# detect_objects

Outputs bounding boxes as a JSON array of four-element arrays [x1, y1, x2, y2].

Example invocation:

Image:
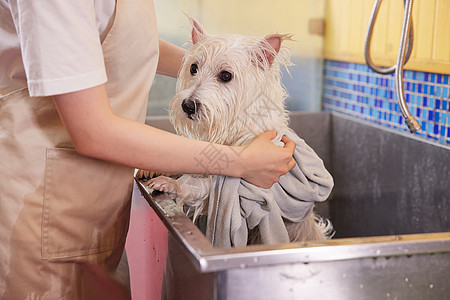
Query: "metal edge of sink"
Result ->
[[135, 179, 450, 274], [140, 111, 450, 299]]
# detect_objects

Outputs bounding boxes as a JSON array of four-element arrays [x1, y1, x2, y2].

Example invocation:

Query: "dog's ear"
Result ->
[[258, 33, 293, 68], [192, 19, 206, 44], [184, 12, 206, 44]]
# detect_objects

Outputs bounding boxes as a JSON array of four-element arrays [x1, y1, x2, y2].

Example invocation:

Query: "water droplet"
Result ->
[[376, 249, 381, 255], [429, 284, 434, 289], [386, 292, 390, 297], [360, 284, 364, 289], [253, 257, 259, 263], [405, 277, 409, 282]]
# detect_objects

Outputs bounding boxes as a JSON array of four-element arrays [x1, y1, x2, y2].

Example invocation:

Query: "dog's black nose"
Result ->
[[182, 99, 197, 116]]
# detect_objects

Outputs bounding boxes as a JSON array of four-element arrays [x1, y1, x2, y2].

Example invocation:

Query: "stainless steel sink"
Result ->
[[136, 111, 450, 300]]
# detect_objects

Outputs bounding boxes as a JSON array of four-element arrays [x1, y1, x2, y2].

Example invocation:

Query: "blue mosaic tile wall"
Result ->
[[323, 60, 450, 145]]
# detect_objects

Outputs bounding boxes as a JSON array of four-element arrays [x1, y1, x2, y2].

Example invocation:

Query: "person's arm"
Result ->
[[156, 39, 185, 77], [53, 84, 296, 188]]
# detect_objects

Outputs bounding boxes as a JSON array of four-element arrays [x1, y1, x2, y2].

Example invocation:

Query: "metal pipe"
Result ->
[[365, 0, 414, 75], [364, 0, 421, 133], [394, 0, 421, 132]]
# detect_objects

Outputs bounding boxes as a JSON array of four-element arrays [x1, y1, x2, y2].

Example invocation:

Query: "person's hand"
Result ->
[[238, 131, 296, 188]]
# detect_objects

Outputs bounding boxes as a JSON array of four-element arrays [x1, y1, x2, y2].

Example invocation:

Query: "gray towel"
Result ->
[[205, 129, 334, 247]]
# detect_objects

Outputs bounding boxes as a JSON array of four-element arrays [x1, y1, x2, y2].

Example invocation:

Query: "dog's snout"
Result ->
[[182, 99, 197, 117]]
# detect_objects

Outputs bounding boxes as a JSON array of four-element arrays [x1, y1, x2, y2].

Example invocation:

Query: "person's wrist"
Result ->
[[221, 145, 244, 178]]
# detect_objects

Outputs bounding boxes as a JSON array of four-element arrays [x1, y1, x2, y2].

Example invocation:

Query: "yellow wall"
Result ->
[[155, 0, 325, 58], [324, 0, 450, 74]]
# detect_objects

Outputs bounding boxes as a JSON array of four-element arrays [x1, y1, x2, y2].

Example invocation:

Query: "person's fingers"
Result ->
[[288, 158, 296, 171], [261, 130, 277, 140], [281, 136, 296, 154], [239, 132, 298, 188]]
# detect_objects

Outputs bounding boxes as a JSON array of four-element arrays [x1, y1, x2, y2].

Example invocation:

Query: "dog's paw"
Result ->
[[146, 176, 179, 194]]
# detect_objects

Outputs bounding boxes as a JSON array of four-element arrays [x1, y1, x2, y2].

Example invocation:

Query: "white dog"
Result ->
[[145, 16, 334, 246]]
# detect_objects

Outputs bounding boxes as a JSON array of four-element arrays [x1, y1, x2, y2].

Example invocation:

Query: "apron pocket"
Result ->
[[42, 148, 133, 260]]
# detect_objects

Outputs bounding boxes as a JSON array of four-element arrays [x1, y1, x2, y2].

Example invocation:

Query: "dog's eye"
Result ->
[[219, 71, 232, 83], [190, 64, 198, 75]]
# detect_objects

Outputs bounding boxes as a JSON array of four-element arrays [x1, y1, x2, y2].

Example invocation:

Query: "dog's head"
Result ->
[[169, 15, 292, 145]]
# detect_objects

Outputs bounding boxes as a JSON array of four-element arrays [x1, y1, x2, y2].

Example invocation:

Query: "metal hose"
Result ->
[[364, 0, 421, 133]]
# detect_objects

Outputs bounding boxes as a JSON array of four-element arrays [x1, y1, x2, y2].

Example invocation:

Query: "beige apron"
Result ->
[[0, 0, 159, 298]]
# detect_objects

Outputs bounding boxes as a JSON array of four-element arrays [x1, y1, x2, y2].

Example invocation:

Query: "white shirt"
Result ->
[[0, 0, 115, 97]]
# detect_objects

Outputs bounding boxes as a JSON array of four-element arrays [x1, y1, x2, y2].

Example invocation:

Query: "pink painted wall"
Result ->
[[126, 185, 168, 300]]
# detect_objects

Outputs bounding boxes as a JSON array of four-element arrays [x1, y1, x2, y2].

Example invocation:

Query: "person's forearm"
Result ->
[[81, 113, 244, 177], [53, 84, 239, 176], [80, 115, 296, 187], [156, 39, 186, 78], [53, 85, 296, 188]]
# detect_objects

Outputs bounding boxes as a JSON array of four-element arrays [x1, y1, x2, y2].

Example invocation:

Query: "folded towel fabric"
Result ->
[[205, 129, 334, 247]]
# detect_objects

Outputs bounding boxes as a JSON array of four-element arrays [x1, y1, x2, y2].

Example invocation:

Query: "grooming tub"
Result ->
[[136, 112, 449, 300]]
